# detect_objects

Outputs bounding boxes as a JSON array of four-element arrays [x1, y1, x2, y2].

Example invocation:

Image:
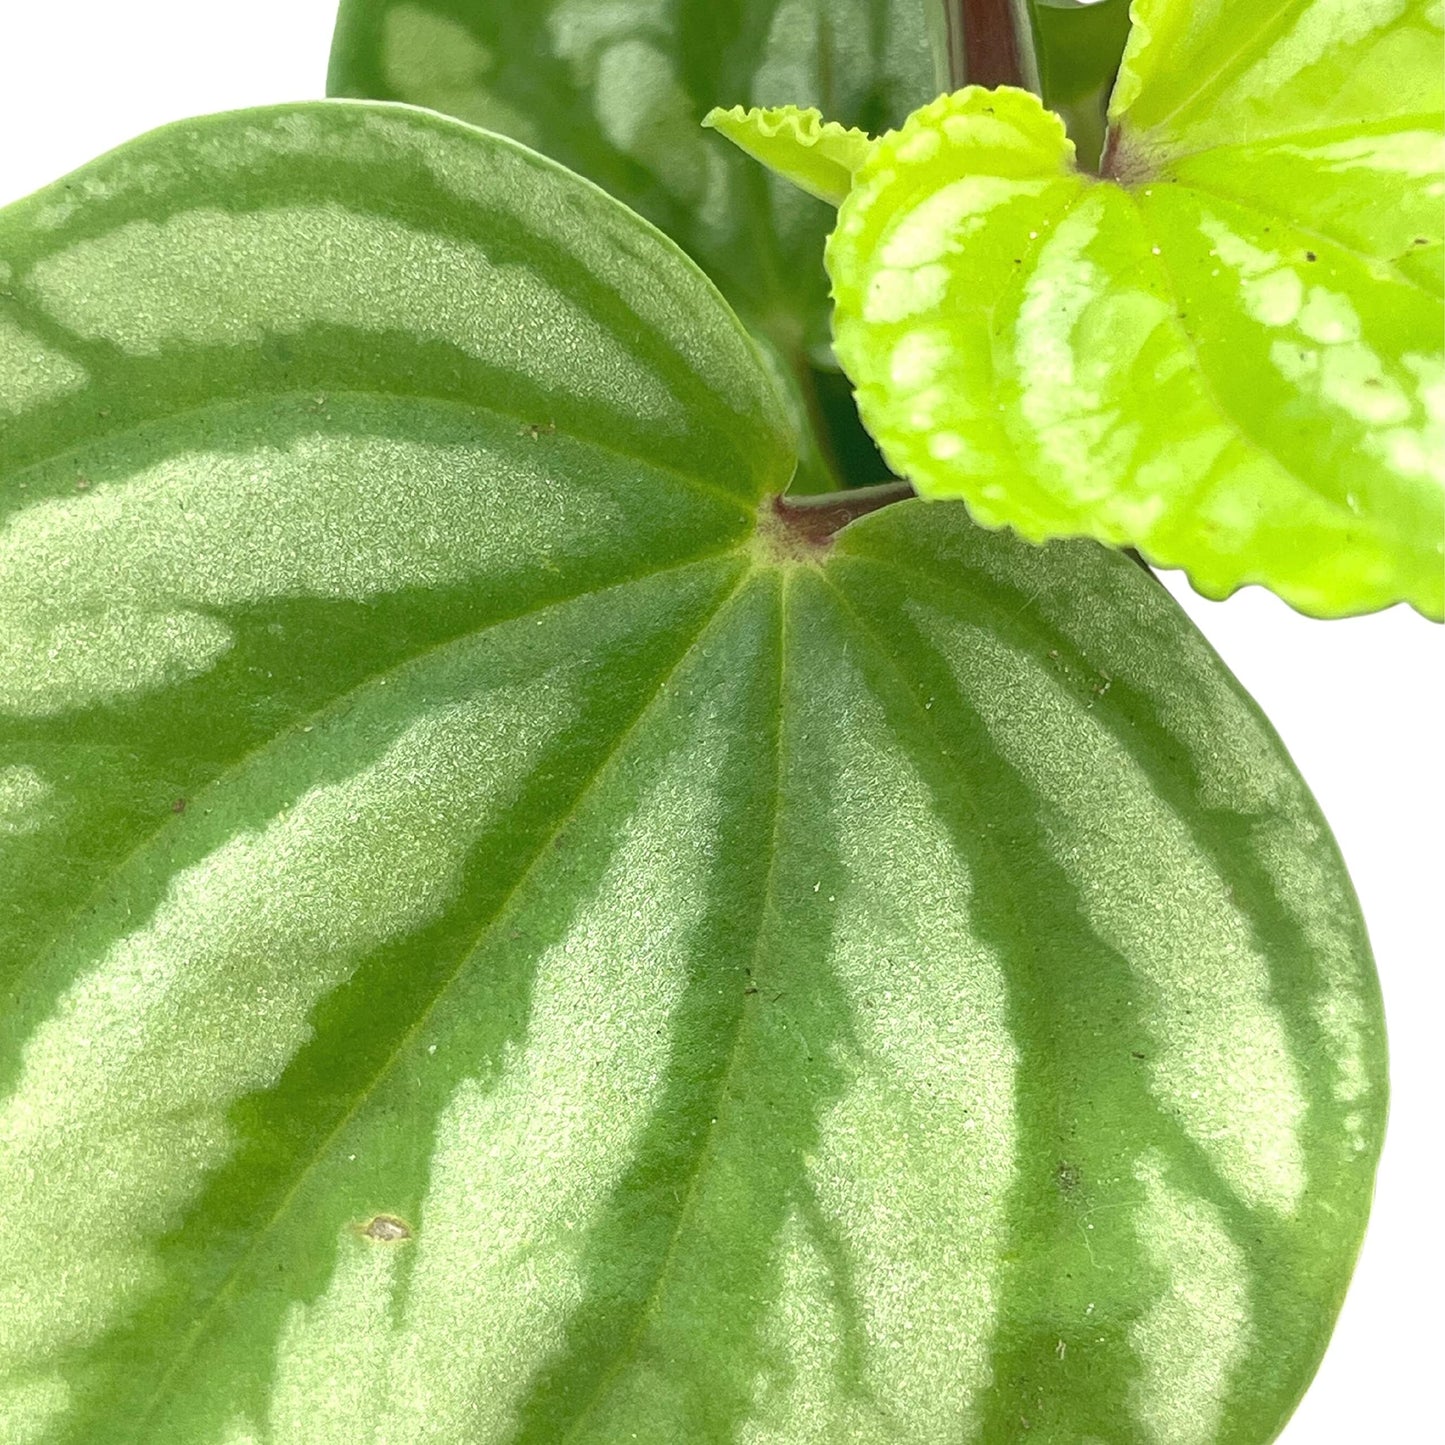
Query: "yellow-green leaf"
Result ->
[[724, 1, 1445, 618], [702, 105, 872, 207]]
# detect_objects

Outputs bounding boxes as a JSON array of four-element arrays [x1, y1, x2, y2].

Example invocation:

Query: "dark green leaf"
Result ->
[[1032, 0, 1133, 105], [1031, 0, 1134, 166], [326, 0, 937, 491], [0, 101, 1385, 1443]]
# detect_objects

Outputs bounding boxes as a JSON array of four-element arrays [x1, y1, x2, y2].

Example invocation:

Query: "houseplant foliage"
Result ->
[[0, 0, 1431, 1441], [329, 0, 939, 495], [708, 0, 1445, 618], [332, 0, 1445, 619]]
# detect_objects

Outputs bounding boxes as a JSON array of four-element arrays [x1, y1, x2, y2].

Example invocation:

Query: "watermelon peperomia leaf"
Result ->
[[325, 0, 936, 493], [710, 0, 1445, 619], [0, 100, 1386, 1442]]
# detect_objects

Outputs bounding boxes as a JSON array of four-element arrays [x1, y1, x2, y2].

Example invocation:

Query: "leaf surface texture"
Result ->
[[0, 102, 1386, 1444], [326, 0, 938, 492]]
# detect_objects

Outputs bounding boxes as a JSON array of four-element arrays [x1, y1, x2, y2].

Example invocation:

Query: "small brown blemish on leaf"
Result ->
[[360, 1214, 412, 1243], [1304, 250, 1317, 262], [171, 797, 187, 814]]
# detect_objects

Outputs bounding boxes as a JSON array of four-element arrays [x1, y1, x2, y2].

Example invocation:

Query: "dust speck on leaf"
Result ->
[[359, 1214, 412, 1243]]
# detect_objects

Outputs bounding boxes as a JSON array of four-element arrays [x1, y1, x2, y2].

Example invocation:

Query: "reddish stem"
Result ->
[[769, 482, 915, 551], [944, 0, 1039, 92]]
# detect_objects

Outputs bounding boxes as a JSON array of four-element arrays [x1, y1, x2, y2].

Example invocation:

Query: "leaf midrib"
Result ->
[[1141, 109, 1445, 175], [986, 180, 1372, 545], [552, 568, 791, 1443], [6, 548, 745, 1077], [547, 557, 1106, 1439], [0, 382, 763, 521], [815, 553, 1306, 1427], [1158, 169, 1445, 299], [1121, 0, 1315, 142], [1127, 183, 1417, 537]]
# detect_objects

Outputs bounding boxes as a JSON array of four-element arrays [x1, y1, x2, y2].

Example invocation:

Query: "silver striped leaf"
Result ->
[[0, 102, 1384, 1444], [326, 0, 939, 494]]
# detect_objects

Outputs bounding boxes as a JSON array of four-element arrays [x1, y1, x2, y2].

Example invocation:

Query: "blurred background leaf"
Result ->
[[1030, 0, 1132, 168]]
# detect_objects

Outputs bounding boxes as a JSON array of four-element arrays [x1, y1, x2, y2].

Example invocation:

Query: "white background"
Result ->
[[1, 3, 1440, 1440]]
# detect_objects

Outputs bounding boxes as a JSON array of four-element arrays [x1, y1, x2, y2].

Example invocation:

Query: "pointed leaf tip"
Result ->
[[702, 104, 873, 207]]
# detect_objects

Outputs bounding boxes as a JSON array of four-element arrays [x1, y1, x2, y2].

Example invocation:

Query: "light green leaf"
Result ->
[[702, 105, 872, 207], [1107, 0, 1442, 166], [0, 101, 1385, 1443], [326, 0, 937, 492], [767, 0, 1445, 618]]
